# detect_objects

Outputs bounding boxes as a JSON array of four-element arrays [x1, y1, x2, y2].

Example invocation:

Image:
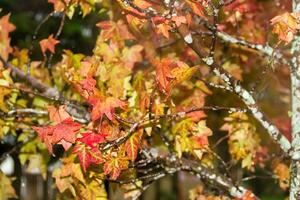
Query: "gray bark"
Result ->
[[290, 1, 300, 199]]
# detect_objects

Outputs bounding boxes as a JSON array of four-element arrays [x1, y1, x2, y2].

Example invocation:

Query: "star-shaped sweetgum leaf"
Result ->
[[125, 131, 142, 162], [33, 118, 82, 154], [87, 95, 126, 121], [76, 131, 107, 148], [103, 156, 129, 180], [39, 34, 60, 54], [73, 143, 104, 171]]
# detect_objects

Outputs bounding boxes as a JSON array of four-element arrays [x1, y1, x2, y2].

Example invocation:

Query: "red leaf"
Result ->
[[33, 118, 82, 153], [192, 135, 209, 147], [32, 126, 54, 153], [96, 21, 113, 30], [39, 34, 60, 54], [51, 118, 82, 143], [76, 131, 107, 148], [81, 76, 97, 93], [73, 143, 104, 171], [88, 96, 126, 121]]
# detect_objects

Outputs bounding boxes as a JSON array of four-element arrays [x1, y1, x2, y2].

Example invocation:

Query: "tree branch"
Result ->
[[0, 55, 90, 123], [216, 31, 288, 65], [177, 24, 292, 155], [137, 149, 259, 199]]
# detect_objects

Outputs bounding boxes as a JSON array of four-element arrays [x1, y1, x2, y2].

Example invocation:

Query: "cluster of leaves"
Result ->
[[0, 0, 296, 199], [271, 12, 300, 44], [49, 0, 102, 18], [220, 113, 264, 170]]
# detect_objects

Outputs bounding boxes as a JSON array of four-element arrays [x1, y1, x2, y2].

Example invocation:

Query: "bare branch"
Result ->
[[7, 108, 48, 116]]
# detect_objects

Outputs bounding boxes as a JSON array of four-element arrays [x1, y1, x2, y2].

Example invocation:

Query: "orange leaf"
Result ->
[[88, 95, 126, 121], [156, 23, 172, 38], [48, 0, 66, 12], [155, 58, 174, 95], [48, 105, 71, 124], [234, 191, 256, 200], [271, 12, 300, 44], [125, 131, 142, 161], [0, 14, 15, 61], [103, 156, 129, 180], [39, 34, 60, 54]]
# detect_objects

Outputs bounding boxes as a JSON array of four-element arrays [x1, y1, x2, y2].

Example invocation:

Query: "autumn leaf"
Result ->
[[234, 190, 256, 200], [170, 61, 198, 86], [156, 23, 172, 38], [191, 121, 212, 153], [271, 12, 300, 44], [50, 118, 82, 144], [174, 134, 189, 158], [73, 143, 104, 171], [121, 45, 144, 70], [224, 0, 257, 14], [171, 16, 187, 27], [96, 20, 134, 41], [0, 172, 17, 199], [39, 34, 60, 54], [0, 86, 11, 112], [76, 131, 106, 148], [0, 14, 15, 62], [184, 0, 206, 18], [133, 0, 152, 9], [125, 131, 142, 161], [81, 76, 97, 93], [220, 113, 261, 170], [48, 0, 66, 12], [33, 118, 82, 153], [52, 162, 85, 195], [273, 162, 290, 190], [103, 155, 129, 180], [156, 59, 197, 95], [172, 119, 211, 159], [48, 105, 71, 124], [77, 177, 108, 200], [88, 95, 126, 121], [155, 58, 174, 95], [0, 14, 16, 37], [32, 126, 55, 153]]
